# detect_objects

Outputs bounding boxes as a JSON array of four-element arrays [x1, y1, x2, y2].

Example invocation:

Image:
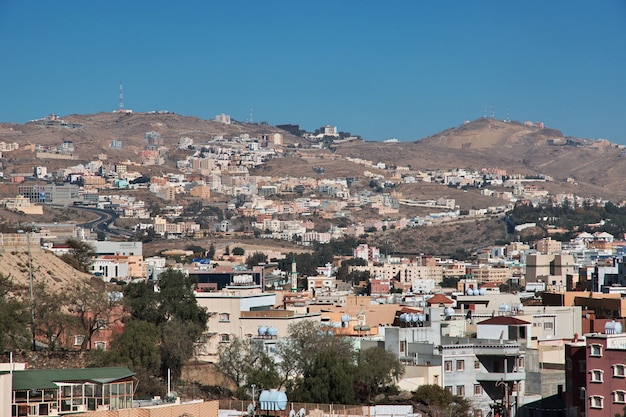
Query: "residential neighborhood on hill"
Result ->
[[1, 112, 626, 417]]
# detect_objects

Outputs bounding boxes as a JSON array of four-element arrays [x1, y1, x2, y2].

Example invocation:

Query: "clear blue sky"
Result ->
[[1, 1, 624, 143]]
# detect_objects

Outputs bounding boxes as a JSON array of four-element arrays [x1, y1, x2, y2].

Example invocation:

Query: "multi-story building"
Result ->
[[469, 264, 512, 284], [566, 327, 626, 417], [18, 184, 81, 205], [536, 237, 562, 254], [194, 285, 321, 362]]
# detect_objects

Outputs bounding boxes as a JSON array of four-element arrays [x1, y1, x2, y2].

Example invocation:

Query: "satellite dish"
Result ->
[[290, 410, 296, 417], [299, 408, 306, 417]]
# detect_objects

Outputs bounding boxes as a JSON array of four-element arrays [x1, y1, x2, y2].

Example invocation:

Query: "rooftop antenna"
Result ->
[[490, 104, 495, 119], [119, 81, 124, 111], [506, 107, 510, 122], [249, 105, 253, 123]]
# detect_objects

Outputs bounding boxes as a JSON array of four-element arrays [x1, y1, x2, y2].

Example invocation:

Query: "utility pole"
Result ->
[[28, 231, 35, 351]]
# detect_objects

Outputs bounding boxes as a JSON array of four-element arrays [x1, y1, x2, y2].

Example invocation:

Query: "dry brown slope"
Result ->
[[0, 249, 94, 290]]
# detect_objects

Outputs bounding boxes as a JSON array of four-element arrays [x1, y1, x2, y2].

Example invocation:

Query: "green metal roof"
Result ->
[[12, 367, 135, 391]]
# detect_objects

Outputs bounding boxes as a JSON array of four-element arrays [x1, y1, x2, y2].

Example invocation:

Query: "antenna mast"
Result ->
[[119, 81, 124, 111]]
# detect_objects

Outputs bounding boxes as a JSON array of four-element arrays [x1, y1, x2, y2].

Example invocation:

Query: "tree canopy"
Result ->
[[217, 321, 403, 404]]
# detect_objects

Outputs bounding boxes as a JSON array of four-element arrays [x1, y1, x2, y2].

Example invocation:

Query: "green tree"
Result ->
[[0, 274, 29, 351], [232, 247, 245, 256], [246, 252, 268, 269], [276, 321, 354, 389], [108, 319, 161, 374], [207, 243, 216, 259], [217, 337, 280, 391], [122, 269, 209, 380], [413, 384, 471, 417], [160, 318, 205, 380], [60, 239, 96, 272], [355, 347, 404, 402], [185, 245, 207, 257], [291, 351, 355, 404]]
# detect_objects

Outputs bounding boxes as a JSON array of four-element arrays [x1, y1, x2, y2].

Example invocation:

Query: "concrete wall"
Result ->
[[75, 400, 219, 417]]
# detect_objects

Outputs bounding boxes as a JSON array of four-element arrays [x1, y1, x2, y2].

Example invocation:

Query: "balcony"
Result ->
[[476, 371, 525, 382]]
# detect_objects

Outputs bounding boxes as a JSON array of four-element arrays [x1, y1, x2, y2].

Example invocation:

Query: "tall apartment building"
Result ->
[[566, 328, 626, 417]]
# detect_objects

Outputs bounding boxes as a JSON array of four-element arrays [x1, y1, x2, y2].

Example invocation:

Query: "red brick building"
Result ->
[[566, 328, 626, 417]]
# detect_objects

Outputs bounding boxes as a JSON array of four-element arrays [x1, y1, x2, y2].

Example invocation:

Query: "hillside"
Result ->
[[0, 112, 301, 173], [0, 248, 94, 290], [335, 119, 626, 199]]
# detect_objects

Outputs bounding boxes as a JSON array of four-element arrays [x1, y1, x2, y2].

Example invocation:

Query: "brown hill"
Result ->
[[0, 112, 300, 173], [1, 248, 93, 290], [335, 119, 626, 199], [2, 113, 624, 200]]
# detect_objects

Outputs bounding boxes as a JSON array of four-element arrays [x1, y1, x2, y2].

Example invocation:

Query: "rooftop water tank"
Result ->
[[266, 327, 278, 336], [605, 320, 623, 335], [479, 288, 487, 296], [258, 389, 288, 411], [341, 314, 350, 323], [258, 326, 268, 336], [466, 288, 475, 296], [499, 303, 510, 312], [445, 307, 455, 317], [400, 313, 408, 322]]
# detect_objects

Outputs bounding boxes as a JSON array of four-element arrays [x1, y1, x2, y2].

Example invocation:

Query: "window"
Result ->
[[456, 360, 465, 371], [613, 364, 626, 377], [590, 344, 603, 357], [94, 341, 107, 351], [219, 333, 230, 343], [456, 385, 465, 396], [95, 318, 107, 330], [590, 396, 603, 409], [517, 357, 524, 369], [543, 322, 553, 330], [613, 390, 626, 404], [474, 384, 483, 396], [614, 391, 626, 404], [474, 360, 480, 369], [219, 313, 230, 322], [74, 335, 85, 346], [445, 386, 452, 393], [445, 360, 453, 372], [590, 369, 603, 383]]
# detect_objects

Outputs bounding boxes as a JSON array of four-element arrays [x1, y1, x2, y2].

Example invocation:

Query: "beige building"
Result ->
[[525, 253, 575, 290], [2, 195, 43, 214], [194, 286, 320, 362], [351, 261, 443, 284], [190, 185, 211, 200], [536, 237, 562, 254], [468, 265, 511, 283]]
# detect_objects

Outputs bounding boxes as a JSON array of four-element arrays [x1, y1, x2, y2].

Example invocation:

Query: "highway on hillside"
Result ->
[[74, 206, 134, 238]]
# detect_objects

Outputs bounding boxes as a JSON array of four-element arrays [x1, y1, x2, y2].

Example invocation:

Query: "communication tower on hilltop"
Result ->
[[249, 106, 254, 123], [119, 81, 124, 111]]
